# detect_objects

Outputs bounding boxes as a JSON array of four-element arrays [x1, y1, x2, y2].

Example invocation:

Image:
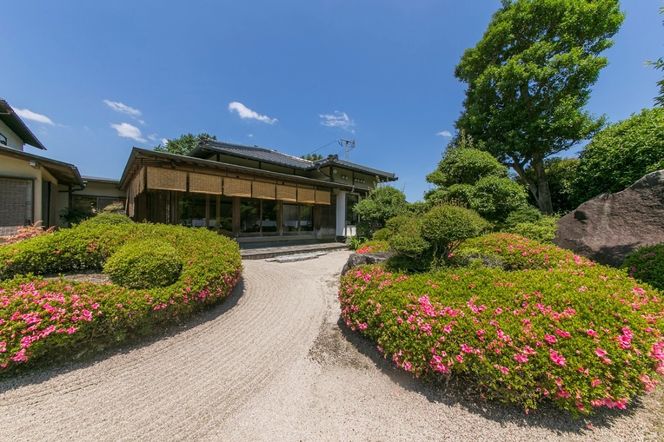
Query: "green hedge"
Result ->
[[624, 244, 664, 291], [0, 218, 241, 374], [340, 234, 664, 415]]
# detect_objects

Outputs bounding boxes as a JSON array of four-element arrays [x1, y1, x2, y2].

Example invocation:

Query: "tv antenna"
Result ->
[[339, 139, 356, 159]]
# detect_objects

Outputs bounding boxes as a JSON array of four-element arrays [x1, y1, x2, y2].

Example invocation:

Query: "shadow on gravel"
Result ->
[[0, 278, 246, 394], [336, 317, 642, 436]]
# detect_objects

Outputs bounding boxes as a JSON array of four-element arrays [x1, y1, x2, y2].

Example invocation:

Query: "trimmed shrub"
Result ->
[[80, 213, 134, 227], [503, 206, 543, 227], [340, 237, 664, 415], [0, 217, 241, 374], [104, 240, 182, 289], [353, 186, 409, 238], [470, 176, 528, 223], [372, 228, 391, 241], [420, 205, 489, 262], [505, 216, 558, 244], [455, 233, 588, 271], [426, 147, 507, 187], [623, 244, 664, 291]]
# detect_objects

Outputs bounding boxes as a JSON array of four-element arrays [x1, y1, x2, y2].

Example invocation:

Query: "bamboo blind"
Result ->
[[223, 177, 252, 197], [146, 167, 187, 192], [189, 173, 222, 195], [297, 187, 316, 204], [315, 190, 331, 205], [276, 184, 297, 202], [252, 181, 276, 200]]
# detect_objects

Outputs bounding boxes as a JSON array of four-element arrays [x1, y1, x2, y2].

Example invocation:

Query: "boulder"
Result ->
[[554, 170, 664, 266], [341, 252, 393, 275]]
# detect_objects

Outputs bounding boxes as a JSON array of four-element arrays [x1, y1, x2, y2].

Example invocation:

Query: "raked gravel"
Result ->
[[0, 250, 662, 441]]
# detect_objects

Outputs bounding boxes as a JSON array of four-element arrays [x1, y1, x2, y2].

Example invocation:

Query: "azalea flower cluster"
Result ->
[[340, 235, 664, 415], [355, 240, 390, 255], [0, 217, 242, 374], [0, 222, 55, 246]]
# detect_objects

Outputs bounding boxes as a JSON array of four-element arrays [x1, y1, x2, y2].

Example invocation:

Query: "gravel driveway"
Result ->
[[0, 250, 661, 441]]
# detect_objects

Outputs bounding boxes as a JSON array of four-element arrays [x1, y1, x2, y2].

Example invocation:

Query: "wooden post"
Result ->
[[216, 195, 221, 231], [232, 197, 241, 236], [277, 201, 283, 236], [205, 194, 210, 228]]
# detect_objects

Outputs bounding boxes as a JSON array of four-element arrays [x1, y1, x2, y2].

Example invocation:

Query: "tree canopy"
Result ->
[[573, 107, 664, 202], [154, 133, 216, 156], [353, 186, 408, 238], [454, 0, 623, 213], [301, 153, 324, 161]]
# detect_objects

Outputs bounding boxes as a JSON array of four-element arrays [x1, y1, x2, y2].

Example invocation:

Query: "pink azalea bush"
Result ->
[[0, 222, 55, 245], [356, 240, 390, 255], [339, 234, 664, 415], [0, 215, 241, 374]]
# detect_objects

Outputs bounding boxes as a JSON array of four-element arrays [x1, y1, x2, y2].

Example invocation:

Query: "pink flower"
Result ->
[[358, 322, 368, 331], [460, 343, 474, 354], [443, 324, 453, 334], [595, 348, 607, 358], [11, 349, 28, 363], [554, 329, 571, 339], [455, 354, 464, 364], [586, 329, 598, 337], [591, 378, 602, 387], [544, 334, 557, 345], [495, 364, 510, 375], [632, 287, 646, 296], [402, 361, 413, 372], [0, 341, 6, 353], [514, 353, 529, 364], [549, 349, 566, 366]]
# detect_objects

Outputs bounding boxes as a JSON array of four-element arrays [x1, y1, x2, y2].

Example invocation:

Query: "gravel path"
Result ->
[[0, 250, 661, 441]]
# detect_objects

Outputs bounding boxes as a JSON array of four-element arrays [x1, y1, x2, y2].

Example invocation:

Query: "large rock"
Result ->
[[341, 252, 393, 275], [554, 170, 664, 266]]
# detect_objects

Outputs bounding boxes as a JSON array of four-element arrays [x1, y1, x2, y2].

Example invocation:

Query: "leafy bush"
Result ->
[[372, 228, 391, 241], [425, 147, 527, 223], [355, 240, 390, 255], [340, 237, 664, 415], [353, 186, 408, 238], [0, 218, 241, 374], [520, 158, 580, 213], [80, 213, 135, 227], [426, 147, 507, 187], [0, 223, 55, 245], [505, 216, 558, 243], [420, 205, 489, 263], [470, 176, 528, 223], [455, 233, 588, 271], [574, 108, 664, 203], [623, 244, 664, 291], [503, 206, 543, 227], [104, 240, 182, 289]]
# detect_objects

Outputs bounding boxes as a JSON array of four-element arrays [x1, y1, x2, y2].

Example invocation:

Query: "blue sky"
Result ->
[[2, 1, 662, 201]]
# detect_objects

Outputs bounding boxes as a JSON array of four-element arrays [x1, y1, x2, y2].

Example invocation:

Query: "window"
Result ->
[[282, 203, 314, 234], [261, 200, 278, 233], [240, 199, 261, 233], [346, 194, 359, 225], [0, 177, 33, 235], [178, 194, 207, 227]]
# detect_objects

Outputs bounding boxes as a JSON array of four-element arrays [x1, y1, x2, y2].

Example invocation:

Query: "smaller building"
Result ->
[[0, 99, 124, 235], [119, 140, 396, 243]]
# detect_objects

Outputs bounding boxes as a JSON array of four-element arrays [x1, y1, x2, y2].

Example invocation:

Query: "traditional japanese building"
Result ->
[[119, 140, 396, 244]]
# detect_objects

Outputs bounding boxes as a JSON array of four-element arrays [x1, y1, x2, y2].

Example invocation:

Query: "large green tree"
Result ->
[[454, 0, 623, 213], [651, 7, 664, 107], [154, 133, 216, 156]]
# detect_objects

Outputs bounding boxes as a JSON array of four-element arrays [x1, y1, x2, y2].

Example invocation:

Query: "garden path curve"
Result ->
[[0, 250, 661, 441]]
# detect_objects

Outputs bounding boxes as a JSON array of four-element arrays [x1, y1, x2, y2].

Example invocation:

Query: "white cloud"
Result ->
[[110, 122, 146, 142], [147, 133, 159, 142], [319, 111, 355, 132], [14, 108, 54, 125], [436, 130, 452, 137], [103, 99, 142, 119], [228, 101, 277, 124], [160, 138, 168, 146]]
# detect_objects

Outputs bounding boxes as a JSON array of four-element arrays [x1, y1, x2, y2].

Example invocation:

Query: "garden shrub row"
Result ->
[[339, 233, 664, 415], [0, 214, 242, 374]]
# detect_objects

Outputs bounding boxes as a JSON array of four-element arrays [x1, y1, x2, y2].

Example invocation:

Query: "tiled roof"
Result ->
[[192, 140, 396, 180], [192, 141, 315, 169], [0, 99, 47, 150]]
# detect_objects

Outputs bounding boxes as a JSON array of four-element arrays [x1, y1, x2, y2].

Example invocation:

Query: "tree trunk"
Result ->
[[532, 158, 554, 214]]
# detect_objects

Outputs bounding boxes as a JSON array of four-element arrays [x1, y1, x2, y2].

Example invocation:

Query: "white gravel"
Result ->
[[0, 250, 661, 441]]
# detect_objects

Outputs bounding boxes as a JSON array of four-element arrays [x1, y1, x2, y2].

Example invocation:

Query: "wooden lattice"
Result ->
[[276, 184, 297, 202], [315, 190, 331, 205], [146, 167, 187, 192], [189, 173, 222, 195], [223, 177, 252, 197], [252, 181, 276, 200], [297, 187, 316, 204]]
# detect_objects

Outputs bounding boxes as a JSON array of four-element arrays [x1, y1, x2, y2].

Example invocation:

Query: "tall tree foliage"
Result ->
[[454, 0, 623, 213], [651, 7, 664, 107], [154, 133, 216, 156]]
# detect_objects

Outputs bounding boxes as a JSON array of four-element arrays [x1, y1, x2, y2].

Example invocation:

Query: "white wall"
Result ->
[[0, 120, 25, 151]]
